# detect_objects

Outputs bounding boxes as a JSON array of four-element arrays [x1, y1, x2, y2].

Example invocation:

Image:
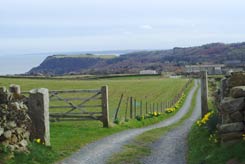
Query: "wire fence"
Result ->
[[113, 79, 193, 121]]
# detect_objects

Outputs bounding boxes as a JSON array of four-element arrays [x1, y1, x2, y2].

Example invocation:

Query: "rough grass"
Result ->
[[0, 77, 190, 164]]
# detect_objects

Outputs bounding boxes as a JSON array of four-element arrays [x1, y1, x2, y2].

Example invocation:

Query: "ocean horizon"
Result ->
[[0, 54, 48, 75]]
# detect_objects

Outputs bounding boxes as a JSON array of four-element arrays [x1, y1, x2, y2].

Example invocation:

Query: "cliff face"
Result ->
[[28, 42, 245, 75]]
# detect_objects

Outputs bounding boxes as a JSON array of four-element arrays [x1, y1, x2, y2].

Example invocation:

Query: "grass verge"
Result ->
[[188, 125, 245, 164], [107, 82, 199, 164], [188, 78, 245, 164]]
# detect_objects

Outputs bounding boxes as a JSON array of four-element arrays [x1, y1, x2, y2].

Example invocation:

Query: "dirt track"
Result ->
[[141, 86, 201, 164]]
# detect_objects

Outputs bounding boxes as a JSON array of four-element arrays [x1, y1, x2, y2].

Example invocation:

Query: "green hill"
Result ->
[[28, 42, 245, 75]]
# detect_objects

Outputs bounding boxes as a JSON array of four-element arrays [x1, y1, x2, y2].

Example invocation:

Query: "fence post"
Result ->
[[125, 97, 129, 120], [140, 100, 142, 116], [146, 101, 148, 114], [114, 94, 123, 121], [130, 97, 133, 119], [29, 88, 50, 146], [201, 71, 209, 117], [101, 86, 109, 127], [134, 99, 137, 117]]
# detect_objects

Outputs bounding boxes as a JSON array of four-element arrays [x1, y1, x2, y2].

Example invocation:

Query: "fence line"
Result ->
[[113, 79, 192, 121]]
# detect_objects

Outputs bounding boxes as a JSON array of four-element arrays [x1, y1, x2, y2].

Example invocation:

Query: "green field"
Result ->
[[53, 54, 117, 59], [0, 77, 187, 119], [0, 77, 189, 163]]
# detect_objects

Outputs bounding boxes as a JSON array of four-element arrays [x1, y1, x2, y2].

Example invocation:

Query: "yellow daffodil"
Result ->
[[35, 138, 41, 144]]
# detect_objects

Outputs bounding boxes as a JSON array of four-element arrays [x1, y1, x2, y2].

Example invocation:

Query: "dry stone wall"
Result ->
[[0, 85, 31, 152], [217, 72, 245, 143]]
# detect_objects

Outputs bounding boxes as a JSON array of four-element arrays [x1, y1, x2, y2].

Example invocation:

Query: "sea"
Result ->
[[0, 50, 138, 75], [0, 54, 48, 75]]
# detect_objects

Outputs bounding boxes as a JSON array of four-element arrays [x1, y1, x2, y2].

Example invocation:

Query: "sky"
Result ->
[[1, 0, 245, 55]]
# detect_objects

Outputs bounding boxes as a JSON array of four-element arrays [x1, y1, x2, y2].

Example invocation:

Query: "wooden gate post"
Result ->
[[101, 86, 109, 127], [129, 97, 133, 119], [201, 71, 209, 117], [29, 88, 50, 146], [146, 101, 148, 114], [140, 100, 142, 116], [134, 99, 136, 117]]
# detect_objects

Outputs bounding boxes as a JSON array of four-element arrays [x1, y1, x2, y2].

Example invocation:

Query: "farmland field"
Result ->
[[0, 76, 190, 163], [0, 77, 188, 118]]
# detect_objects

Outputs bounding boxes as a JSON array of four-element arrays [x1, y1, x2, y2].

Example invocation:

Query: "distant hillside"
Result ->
[[28, 42, 245, 75]]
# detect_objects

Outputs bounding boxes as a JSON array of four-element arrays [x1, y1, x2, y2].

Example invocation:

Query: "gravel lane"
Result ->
[[58, 80, 199, 164], [141, 84, 201, 164]]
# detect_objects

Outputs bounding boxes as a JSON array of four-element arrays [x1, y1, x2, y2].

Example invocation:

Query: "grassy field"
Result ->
[[0, 77, 187, 119], [0, 76, 190, 163]]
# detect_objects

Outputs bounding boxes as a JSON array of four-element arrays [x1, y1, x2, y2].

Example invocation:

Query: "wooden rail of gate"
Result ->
[[23, 86, 109, 127]]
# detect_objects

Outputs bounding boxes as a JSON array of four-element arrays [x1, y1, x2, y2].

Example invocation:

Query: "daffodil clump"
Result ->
[[165, 93, 186, 114], [196, 111, 214, 127], [150, 111, 161, 117], [34, 138, 44, 144], [242, 134, 245, 140], [34, 138, 41, 144], [136, 112, 161, 121], [209, 133, 218, 144], [165, 107, 176, 113]]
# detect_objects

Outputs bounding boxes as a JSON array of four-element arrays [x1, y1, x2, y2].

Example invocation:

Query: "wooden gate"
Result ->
[[24, 86, 109, 127], [48, 86, 109, 127]]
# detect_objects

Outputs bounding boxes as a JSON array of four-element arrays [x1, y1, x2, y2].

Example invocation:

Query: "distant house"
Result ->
[[169, 75, 182, 79], [185, 64, 225, 75], [139, 70, 157, 75]]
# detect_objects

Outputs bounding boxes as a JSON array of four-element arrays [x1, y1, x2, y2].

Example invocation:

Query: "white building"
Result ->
[[139, 70, 157, 75]]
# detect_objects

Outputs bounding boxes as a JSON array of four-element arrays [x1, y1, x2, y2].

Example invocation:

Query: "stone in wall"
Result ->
[[220, 132, 243, 142], [222, 113, 232, 124], [230, 111, 243, 122], [220, 78, 229, 99], [231, 86, 245, 98], [220, 97, 244, 113], [227, 72, 245, 88], [218, 122, 244, 133]]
